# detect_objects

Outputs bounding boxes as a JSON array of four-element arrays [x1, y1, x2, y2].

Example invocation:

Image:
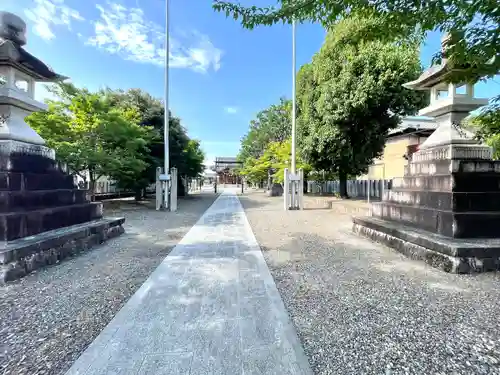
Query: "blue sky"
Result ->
[[3, 0, 500, 166]]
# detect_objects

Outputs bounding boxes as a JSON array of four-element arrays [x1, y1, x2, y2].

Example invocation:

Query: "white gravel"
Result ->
[[240, 190, 500, 375], [0, 193, 218, 375]]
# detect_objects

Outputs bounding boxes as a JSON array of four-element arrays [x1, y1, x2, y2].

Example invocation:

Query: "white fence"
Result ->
[[76, 179, 136, 197], [307, 179, 392, 199]]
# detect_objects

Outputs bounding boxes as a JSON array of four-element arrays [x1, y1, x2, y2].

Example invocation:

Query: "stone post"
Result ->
[[170, 167, 178, 212], [298, 168, 304, 210], [283, 168, 289, 211], [155, 166, 162, 210]]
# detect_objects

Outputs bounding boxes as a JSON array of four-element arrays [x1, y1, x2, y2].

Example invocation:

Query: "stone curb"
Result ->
[[0, 217, 125, 283]]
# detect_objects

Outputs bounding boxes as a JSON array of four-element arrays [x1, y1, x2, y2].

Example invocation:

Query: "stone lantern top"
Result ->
[[0, 12, 68, 148], [401, 33, 490, 155], [0, 11, 66, 81], [401, 32, 488, 120], [402, 63, 449, 91], [403, 34, 454, 91]]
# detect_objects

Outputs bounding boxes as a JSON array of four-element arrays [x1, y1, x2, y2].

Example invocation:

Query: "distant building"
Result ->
[[202, 168, 217, 183], [212, 157, 242, 185], [359, 116, 438, 180]]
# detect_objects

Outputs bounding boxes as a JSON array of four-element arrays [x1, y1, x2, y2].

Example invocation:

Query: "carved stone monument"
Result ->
[[352, 35, 500, 273], [0, 12, 124, 283]]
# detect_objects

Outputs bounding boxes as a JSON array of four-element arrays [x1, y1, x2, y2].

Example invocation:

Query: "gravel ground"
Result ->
[[240, 190, 500, 375], [0, 192, 218, 375]]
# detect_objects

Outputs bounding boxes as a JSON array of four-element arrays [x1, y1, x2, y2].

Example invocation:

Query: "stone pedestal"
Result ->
[[353, 140, 500, 273], [0, 149, 124, 282]]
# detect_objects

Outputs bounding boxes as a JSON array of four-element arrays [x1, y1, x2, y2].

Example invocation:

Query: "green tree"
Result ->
[[238, 98, 292, 187], [468, 99, 500, 159], [182, 139, 206, 182], [240, 139, 310, 186], [296, 16, 425, 197], [239, 97, 291, 162], [214, 0, 499, 83], [264, 140, 311, 184], [102, 88, 205, 198], [240, 156, 270, 185], [26, 82, 150, 200]]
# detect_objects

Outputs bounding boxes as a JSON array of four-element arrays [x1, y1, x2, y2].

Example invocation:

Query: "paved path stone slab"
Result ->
[[66, 189, 312, 375]]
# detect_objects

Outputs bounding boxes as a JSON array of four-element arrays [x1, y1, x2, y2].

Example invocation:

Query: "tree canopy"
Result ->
[[213, 0, 499, 83], [27, 83, 205, 199], [296, 16, 426, 196], [27, 82, 151, 199], [240, 139, 310, 184], [238, 97, 292, 162], [234, 15, 427, 195], [468, 98, 500, 159], [183, 139, 206, 179], [237, 97, 295, 186], [102, 88, 205, 197]]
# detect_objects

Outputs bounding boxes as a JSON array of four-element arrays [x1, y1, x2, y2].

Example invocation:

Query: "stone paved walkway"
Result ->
[[66, 189, 312, 375]]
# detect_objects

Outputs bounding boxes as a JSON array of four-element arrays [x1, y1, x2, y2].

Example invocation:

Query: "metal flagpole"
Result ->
[[291, 18, 297, 175], [290, 18, 299, 209], [163, 0, 170, 210], [285, 18, 298, 211]]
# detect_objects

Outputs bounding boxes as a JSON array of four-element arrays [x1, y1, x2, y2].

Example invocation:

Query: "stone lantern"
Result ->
[[352, 34, 500, 273], [0, 11, 66, 154], [402, 34, 490, 157], [0, 12, 124, 284]]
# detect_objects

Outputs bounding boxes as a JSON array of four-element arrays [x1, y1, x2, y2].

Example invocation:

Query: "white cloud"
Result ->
[[224, 106, 239, 114], [86, 3, 222, 73], [24, 0, 84, 41]]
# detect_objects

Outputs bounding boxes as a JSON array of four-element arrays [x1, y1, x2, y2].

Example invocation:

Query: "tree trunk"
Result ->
[[134, 188, 143, 201], [87, 169, 95, 201], [89, 179, 96, 201], [177, 177, 186, 197], [339, 170, 349, 199]]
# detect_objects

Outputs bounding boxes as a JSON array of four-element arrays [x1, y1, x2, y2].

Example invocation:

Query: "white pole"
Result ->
[[291, 19, 297, 175], [286, 19, 298, 209], [163, 0, 170, 209]]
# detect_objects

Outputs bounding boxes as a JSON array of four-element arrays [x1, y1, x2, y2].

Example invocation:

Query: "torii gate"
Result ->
[[212, 157, 243, 193]]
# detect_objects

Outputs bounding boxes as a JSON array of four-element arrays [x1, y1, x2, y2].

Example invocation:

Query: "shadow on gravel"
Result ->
[[237, 194, 275, 211]]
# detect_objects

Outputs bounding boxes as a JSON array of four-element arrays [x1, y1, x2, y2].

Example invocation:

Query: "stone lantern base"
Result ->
[[353, 140, 500, 273], [0, 148, 124, 283]]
